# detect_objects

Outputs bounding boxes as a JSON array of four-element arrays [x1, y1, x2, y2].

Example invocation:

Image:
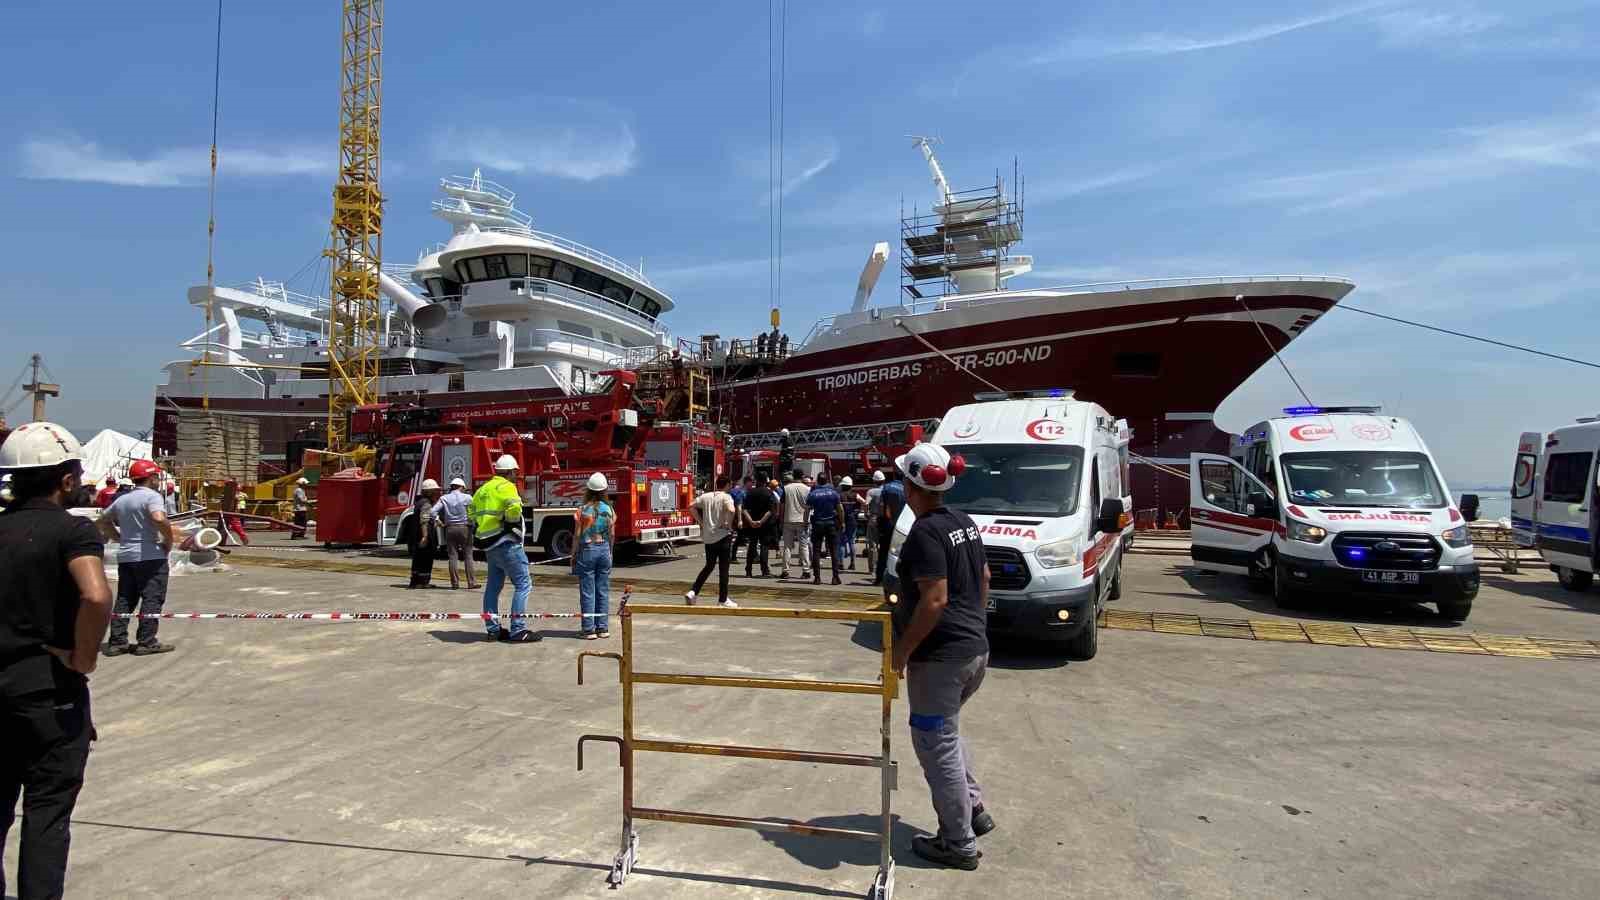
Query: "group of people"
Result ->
[[398, 454, 618, 642], [2, 416, 995, 893]]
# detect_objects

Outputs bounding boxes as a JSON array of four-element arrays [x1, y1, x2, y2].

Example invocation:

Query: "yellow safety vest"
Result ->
[[469, 475, 524, 546]]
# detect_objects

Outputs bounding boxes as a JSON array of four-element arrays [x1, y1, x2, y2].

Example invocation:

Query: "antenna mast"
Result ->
[[910, 136, 953, 207]]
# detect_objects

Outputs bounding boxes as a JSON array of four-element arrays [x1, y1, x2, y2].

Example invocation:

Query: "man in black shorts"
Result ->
[[891, 442, 993, 870]]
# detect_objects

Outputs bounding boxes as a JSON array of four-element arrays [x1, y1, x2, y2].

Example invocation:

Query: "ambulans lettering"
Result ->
[[1323, 512, 1431, 522], [816, 362, 924, 391], [1289, 424, 1334, 442], [979, 525, 1039, 540]]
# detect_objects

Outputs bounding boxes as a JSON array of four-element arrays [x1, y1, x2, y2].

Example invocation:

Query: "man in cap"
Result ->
[[779, 469, 812, 580], [99, 459, 178, 656], [0, 422, 114, 899], [470, 455, 538, 642], [290, 477, 311, 540], [433, 476, 477, 590], [890, 442, 993, 870]]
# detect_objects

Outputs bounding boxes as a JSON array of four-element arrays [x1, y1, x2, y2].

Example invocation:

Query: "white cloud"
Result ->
[[1371, 8, 1503, 45], [1236, 102, 1600, 212], [431, 99, 638, 181], [1028, 162, 1169, 205], [17, 136, 328, 187], [1029, 3, 1382, 63]]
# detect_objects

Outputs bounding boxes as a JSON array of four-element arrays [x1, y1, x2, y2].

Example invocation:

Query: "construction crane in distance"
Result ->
[[325, 0, 384, 452]]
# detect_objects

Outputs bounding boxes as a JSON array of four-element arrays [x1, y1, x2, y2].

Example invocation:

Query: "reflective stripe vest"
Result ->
[[469, 475, 524, 545]]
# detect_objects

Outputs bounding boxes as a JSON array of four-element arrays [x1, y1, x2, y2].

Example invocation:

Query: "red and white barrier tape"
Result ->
[[110, 611, 600, 620]]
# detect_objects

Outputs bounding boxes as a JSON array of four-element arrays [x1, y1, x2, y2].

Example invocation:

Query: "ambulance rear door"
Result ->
[[1510, 431, 1541, 547]]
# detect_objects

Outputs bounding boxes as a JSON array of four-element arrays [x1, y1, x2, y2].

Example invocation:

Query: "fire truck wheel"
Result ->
[[544, 525, 576, 560]]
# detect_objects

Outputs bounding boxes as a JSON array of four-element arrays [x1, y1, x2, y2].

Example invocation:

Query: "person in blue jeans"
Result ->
[[472, 454, 539, 643], [837, 476, 860, 571], [572, 472, 615, 639]]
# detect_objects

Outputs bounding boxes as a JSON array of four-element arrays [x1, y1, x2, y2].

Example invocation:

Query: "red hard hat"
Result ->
[[129, 459, 163, 480]]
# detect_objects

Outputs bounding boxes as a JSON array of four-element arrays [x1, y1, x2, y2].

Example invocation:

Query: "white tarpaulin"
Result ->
[[80, 429, 152, 485]]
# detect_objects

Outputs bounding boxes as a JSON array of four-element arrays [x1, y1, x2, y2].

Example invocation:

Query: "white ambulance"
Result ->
[[885, 390, 1129, 660], [1190, 406, 1480, 620], [1509, 418, 1600, 591]]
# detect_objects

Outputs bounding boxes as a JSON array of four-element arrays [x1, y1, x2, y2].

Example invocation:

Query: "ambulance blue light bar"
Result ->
[[1282, 405, 1383, 417], [1283, 406, 1324, 417], [974, 389, 1076, 402]]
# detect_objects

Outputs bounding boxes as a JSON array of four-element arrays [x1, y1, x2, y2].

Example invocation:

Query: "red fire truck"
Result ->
[[345, 371, 700, 556], [643, 420, 725, 491]]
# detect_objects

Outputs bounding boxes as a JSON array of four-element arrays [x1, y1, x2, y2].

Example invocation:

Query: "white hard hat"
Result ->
[[839, 476, 853, 488], [449, 477, 466, 488], [119, 477, 134, 487], [0, 421, 84, 469], [895, 443, 965, 493], [297, 477, 309, 484], [781, 428, 790, 436], [586, 472, 609, 492], [420, 478, 441, 491], [494, 454, 518, 471], [872, 470, 886, 483]]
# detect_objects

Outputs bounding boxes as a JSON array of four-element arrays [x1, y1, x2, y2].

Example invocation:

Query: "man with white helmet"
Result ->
[[433, 476, 477, 590], [0, 422, 114, 898], [403, 478, 443, 589], [890, 442, 994, 870], [470, 454, 538, 642], [864, 469, 887, 572], [99, 459, 179, 656], [289, 476, 311, 540]]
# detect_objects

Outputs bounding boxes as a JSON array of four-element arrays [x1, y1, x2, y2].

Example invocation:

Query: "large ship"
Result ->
[[154, 146, 1353, 520], [708, 140, 1353, 518]]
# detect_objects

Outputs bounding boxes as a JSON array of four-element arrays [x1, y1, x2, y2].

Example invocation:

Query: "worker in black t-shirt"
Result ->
[[891, 442, 993, 870], [0, 422, 113, 899]]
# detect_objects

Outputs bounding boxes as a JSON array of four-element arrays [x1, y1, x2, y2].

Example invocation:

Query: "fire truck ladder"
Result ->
[[728, 417, 941, 451]]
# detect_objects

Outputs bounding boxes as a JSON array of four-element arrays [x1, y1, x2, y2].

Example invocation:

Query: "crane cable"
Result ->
[[202, 0, 224, 408], [1336, 303, 1600, 371]]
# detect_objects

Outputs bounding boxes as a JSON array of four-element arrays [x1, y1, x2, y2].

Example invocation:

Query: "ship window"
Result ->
[[641, 299, 661, 319], [484, 256, 509, 279], [552, 260, 576, 285], [600, 282, 629, 305], [464, 257, 489, 282], [439, 278, 460, 297], [1113, 352, 1161, 378], [507, 254, 528, 277], [558, 320, 595, 338], [425, 277, 444, 298], [472, 321, 490, 336], [1543, 452, 1593, 505], [601, 331, 617, 345], [572, 267, 606, 295], [528, 255, 554, 278]]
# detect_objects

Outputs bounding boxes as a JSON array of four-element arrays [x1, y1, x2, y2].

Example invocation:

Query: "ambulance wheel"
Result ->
[[1065, 580, 1100, 661], [1437, 599, 1472, 621], [545, 526, 576, 560], [1247, 549, 1273, 594], [1108, 564, 1122, 602], [1272, 557, 1305, 610], [1557, 567, 1593, 592]]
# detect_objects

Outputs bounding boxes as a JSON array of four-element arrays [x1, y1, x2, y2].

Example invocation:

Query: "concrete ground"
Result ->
[[8, 549, 1600, 898]]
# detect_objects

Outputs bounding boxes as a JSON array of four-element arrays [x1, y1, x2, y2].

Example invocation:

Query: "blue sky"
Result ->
[[2, 0, 1596, 488]]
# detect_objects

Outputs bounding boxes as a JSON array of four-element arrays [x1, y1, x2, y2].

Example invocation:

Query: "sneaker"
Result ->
[[103, 643, 133, 657], [583, 632, 599, 640], [131, 641, 176, 656], [597, 630, 611, 639], [718, 598, 739, 608], [832, 576, 842, 586], [484, 630, 502, 642], [911, 835, 979, 870], [508, 630, 543, 643], [684, 590, 697, 606], [972, 805, 996, 837]]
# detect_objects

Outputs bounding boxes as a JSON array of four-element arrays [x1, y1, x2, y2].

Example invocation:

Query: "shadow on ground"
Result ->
[[1480, 572, 1600, 613], [1175, 567, 1464, 628], [758, 814, 940, 872]]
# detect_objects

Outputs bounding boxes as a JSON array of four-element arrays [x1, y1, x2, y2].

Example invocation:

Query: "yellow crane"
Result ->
[[325, 0, 384, 452]]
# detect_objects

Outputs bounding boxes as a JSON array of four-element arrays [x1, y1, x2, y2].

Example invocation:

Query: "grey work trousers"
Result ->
[[443, 524, 477, 589], [906, 653, 988, 856]]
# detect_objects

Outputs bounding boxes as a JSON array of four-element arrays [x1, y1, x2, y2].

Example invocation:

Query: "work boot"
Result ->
[[972, 805, 996, 837], [911, 835, 979, 870], [832, 575, 842, 586], [131, 641, 176, 656], [103, 642, 132, 657]]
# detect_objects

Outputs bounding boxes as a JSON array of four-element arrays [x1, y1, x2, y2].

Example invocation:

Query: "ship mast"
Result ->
[[910, 136, 954, 208]]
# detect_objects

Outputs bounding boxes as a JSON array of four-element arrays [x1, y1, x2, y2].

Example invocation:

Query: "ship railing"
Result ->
[[449, 328, 636, 363], [437, 279, 662, 332], [439, 173, 519, 204], [223, 279, 329, 312]]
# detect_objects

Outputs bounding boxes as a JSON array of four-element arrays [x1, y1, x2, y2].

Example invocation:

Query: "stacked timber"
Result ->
[[173, 411, 260, 483]]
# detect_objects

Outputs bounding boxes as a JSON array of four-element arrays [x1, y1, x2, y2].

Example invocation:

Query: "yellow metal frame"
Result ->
[[578, 601, 899, 899], [326, 0, 384, 451]]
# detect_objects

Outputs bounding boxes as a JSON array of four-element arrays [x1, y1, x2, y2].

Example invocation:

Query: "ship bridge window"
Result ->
[[641, 298, 661, 319], [472, 321, 491, 337], [552, 260, 576, 284], [1113, 352, 1161, 378], [558, 320, 595, 339], [571, 267, 606, 296], [529, 255, 554, 279]]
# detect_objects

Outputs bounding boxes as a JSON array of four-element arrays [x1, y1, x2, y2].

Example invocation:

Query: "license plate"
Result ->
[[1361, 571, 1420, 585]]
